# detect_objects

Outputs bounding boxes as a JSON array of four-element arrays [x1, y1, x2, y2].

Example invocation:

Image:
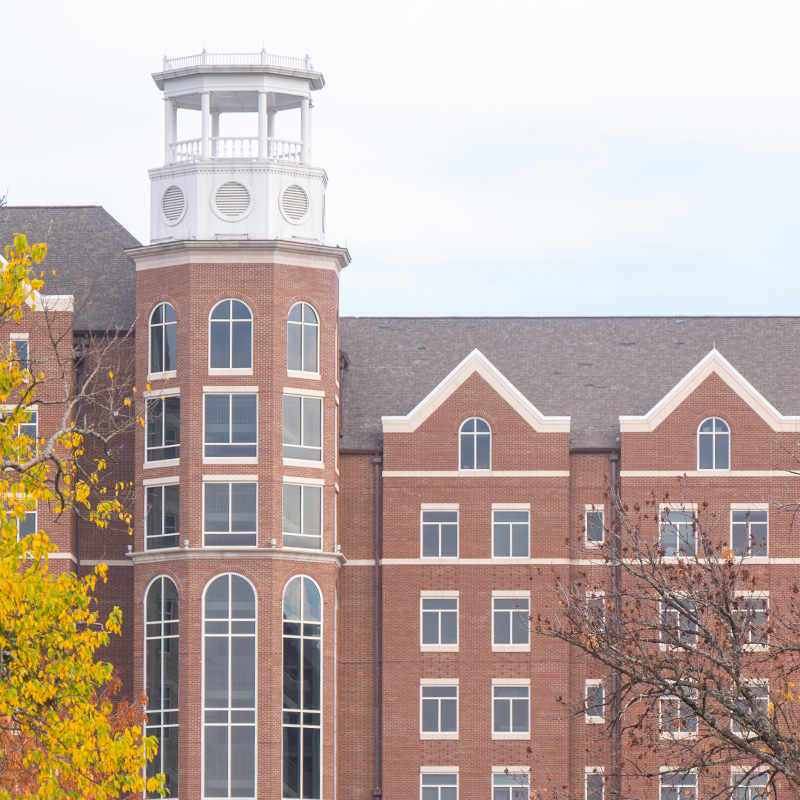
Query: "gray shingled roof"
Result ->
[[0, 206, 140, 332], [339, 317, 800, 450]]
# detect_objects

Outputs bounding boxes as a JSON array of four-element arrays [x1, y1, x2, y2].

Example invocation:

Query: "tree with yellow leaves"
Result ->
[[0, 234, 162, 799]]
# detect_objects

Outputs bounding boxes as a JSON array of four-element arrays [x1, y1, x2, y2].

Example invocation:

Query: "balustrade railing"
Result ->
[[162, 51, 312, 71], [173, 138, 201, 163], [170, 137, 302, 163]]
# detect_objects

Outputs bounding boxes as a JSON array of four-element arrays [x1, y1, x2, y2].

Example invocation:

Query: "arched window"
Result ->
[[287, 302, 319, 375], [283, 576, 322, 800], [150, 303, 177, 375], [698, 417, 730, 470], [145, 576, 179, 798], [209, 299, 253, 370], [459, 417, 491, 470], [203, 574, 256, 799]]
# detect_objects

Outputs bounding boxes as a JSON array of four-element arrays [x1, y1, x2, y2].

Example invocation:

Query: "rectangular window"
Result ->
[[492, 684, 530, 736], [282, 483, 322, 549], [660, 695, 698, 738], [146, 396, 180, 462], [735, 595, 769, 647], [492, 596, 530, 648], [732, 510, 768, 557], [421, 510, 458, 558], [203, 482, 257, 547], [492, 510, 529, 558], [587, 592, 606, 627], [421, 596, 458, 649], [420, 684, 458, 736], [146, 484, 180, 550], [660, 771, 697, 800], [282, 394, 322, 462], [732, 681, 769, 737], [660, 508, 697, 557], [586, 770, 604, 800], [493, 772, 529, 800], [421, 772, 458, 800], [661, 599, 698, 648], [732, 771, 769, 800], [585, 506, 604, 545], [585, 680, 604, 723], [204, 393, 257, 458], [10, 335, 28, 371]]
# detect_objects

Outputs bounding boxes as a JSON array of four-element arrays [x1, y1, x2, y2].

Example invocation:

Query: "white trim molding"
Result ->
[[620, 348, 800, 433], [381, 349, 570, 435]]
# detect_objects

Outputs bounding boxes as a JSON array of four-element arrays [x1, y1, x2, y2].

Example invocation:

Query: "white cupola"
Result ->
[[148, 51, 327, 244]]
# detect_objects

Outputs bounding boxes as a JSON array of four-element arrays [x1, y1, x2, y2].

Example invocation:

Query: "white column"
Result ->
[[211, 112, 220, 157], [164, 98, 176, 164], [257, 91, 268, 160], [300, 96, 310, 163], [267, 110, 276, 158], [200, 91, 211, 160]]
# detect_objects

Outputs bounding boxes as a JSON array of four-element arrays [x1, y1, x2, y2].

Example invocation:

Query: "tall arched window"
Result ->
[[287, 303, 319, 375], [150, 303, 177, 375], [283, 576, 322, 800], [209, 300, 253, 370], [698, 417, 730, 470], [459, 417, 491, 470], [204, 574, 256, 799], [145, 576, 179, 798]]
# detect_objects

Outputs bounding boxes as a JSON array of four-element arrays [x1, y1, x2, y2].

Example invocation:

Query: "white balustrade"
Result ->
[[172, 139, 201, 163], [212, 137, 258, 159], [267, 138, 302, 162], [162, 52, 311, 72], [170, 137, 302, 163]]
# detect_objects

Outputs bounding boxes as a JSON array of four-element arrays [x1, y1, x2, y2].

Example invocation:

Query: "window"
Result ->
[[203, 482, 257, 547], [661, 771, 697, 800], [17, 408, 37, 443], [149, 302, 176, 375], [492, 596, 530, 649], [421, 509, 458, 558], [146, 484, 180, 550], [283, 394, 322, 462], [659, 507, 697, 557], [17, 505, 36, 540], [732, 510, 768, 557], [585, 506, 604, 546], [587, 592, 606, 627], [145, 576, 179, 798], [204, 393, 257, 459], [209, 299, 252, 370], [661, 598, 698, 648], [421, 684, 458, 736], [732, 681, 769, 737], [282, 483, 322, 549], [586, 770, 604, 800], [735, 594, 769, 647], [585, 680, 604, 723], [283, 576, 322, 800], [421, 596, 458, 649], [203, 574, 256, 800], [698, 417, 730, 470], [10, 334, 28, 372], [146, 397, 180, 462], [492, 684, 530, 736], [660, 695, 698, 738], [492, 510, 529, 558], [493, 772, 530, 800], [732, 771, 769, 800], [287, 302, 319, 375], [6, 497, 37, 541], [459, 417, 490, 470], [421, 772, 458, 800]]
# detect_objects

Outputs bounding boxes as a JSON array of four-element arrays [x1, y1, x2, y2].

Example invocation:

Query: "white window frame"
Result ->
[[732, 679, 770, 738], [660, 596, 699, 650], [144, 480, 180, 551], [148, 302, 177, 379], [585, 679, 604, 724], [731, 767, 769, 800], [586, 590, 606, 627], [420, 679, 459, 740], [735, 590, 769, 650], [144, 395, 180, 466], [281, 480, 323, 551], [585, 768, 604, 800], [585, 505, 605, 547], [9, 332, 29, 374], [492, 768, 530, 800], [659, 693, 698, 739], [698, 416, 730, 471], [420, 506, 459, 559], [282, 390, 323, 467], [287, 301, 320, 379], [420, 591, 459, 652], [208, 298, 254, 375], [660, 769, 698, 800], [202, 390, 258, 465], [491, 591, 531, 652], [491, 679, 530, 740], [659, 504, 698, 559], [5, 493, 37, 541], [730, 504, 769, 559], [459, 416, 491, 472], [202, 480, 258, 548], [491, 506, 530, 559], [420, 769, 459, 800]]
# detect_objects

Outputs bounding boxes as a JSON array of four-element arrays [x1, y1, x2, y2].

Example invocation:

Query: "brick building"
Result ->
[[1, 51, 798, 800]]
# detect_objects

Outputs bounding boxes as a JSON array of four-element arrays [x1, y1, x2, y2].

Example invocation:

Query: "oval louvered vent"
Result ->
[[214, 182, 251, 218], [161, 186, 185, 223], [280, 185, 309, 222]]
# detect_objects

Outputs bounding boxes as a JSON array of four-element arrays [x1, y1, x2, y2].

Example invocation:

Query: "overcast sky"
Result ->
[[3, 0, 800, 317]]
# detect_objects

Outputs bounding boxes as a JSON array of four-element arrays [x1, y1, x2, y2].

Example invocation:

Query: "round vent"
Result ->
[[280, 184, 309, 222], [161, 185, 185, 224], [214, 182, 251, 219]]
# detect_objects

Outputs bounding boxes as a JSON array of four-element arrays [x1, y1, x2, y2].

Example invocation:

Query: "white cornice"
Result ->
[[128, 547, 345, 567], [381, 349, 570, 434], [28, 292, 74, 313], [619, 348, 800, 433]]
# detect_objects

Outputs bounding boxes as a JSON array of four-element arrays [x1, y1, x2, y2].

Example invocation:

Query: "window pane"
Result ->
[[476, 433, 491, 469], [699, 434, 713, 469], [303, 486, 321, 535], [283, 395, 301, 446], [303, 578, 322, 623], [441, 610, 458, 644], [302, 726, 321, 799], [231, 395, 257, 443], [283, 484, 301, 534], [586, 511, 604, 543], [205, 484, 230, 532], [494, 698, 510, 731], [231, 636, 256, 708], [441, 524, 458, 557], [288, 324, 302, 371], [210, 320, 230, 368], [204, 725, 228, 798], [205, 395, 230, 443], [303, 398, 322, 448], [716, 432, 730, 469], [204, 637, 229, 708], [495, 609, 511, 644], [231, 484, 257, 532], [303, 325, 318, 373], [460, 432, 474, 470], [230, 725, 255, 796], [164, 322, 176, 372], [151, 325, 163, 373], [422, 612, 439, 644], [230, 321, 251, 369], [303, 638, 322, 710]]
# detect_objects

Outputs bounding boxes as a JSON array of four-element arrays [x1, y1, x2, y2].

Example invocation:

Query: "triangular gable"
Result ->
[[619, 348, 800, 433], [382, 348, 571, 434]]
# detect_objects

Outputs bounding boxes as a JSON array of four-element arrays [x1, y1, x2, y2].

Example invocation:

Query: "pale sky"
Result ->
[[3, 0, 800, 316]]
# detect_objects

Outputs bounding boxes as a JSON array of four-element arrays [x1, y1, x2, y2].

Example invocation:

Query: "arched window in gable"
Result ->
[[209, 299, 253, 370], [145, 576, 179, 798], [698, 417, 730, 470], [287, 302, 319, 375], [459, 417, 491, 471], [283, 575, 322, 800], [149, 302, 177, 375]]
